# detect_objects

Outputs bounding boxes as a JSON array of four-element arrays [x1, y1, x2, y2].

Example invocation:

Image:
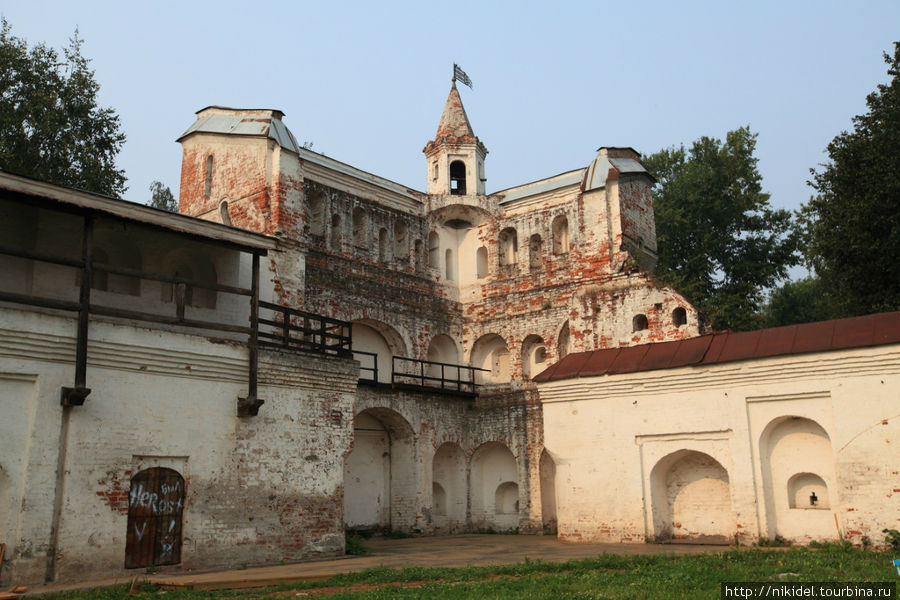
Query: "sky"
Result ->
[[3, 1, 899, 228]]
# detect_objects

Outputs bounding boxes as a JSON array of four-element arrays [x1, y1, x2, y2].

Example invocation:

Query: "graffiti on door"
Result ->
[[124, 467, 185, 568]]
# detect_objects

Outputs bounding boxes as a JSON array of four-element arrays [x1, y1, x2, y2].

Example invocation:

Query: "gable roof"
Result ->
[[533, 312, 900, 383]]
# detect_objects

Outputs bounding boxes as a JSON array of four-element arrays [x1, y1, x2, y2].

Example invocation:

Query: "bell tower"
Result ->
[[423, 80, 488, 196]]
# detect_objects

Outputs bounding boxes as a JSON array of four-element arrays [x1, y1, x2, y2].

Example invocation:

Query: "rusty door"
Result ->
[[125, 467, 185, 568]]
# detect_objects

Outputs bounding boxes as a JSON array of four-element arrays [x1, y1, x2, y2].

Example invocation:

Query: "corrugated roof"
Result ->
[[177, 109, 301, 153], [498, 169, 585, 204], [533, 312, 900, 383]]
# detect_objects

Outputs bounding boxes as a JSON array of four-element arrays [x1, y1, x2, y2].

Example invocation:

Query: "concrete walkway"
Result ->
[[24, 535, 730, 594]]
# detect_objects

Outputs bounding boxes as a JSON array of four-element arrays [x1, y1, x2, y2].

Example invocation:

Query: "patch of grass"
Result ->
[[30, 546, 896, 599], [756, 535, 790, 547], [345, 532, 369, 555], [883, 528, 900, 551]]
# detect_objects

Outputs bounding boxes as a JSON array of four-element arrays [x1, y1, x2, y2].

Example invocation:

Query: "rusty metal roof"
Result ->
[[533, 312, 900, 383]]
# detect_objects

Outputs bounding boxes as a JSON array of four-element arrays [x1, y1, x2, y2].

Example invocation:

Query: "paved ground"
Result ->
[[23, 534, 730, 594]]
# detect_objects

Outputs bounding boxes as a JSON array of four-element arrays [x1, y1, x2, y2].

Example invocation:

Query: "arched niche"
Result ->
[[378, 228, 390, 262], [649, 450, 733, 543], [470, 442, 518, 530], [393, 221, 408, 261], [760, 416, 837, 541], [351, 320, 407, 384], [529, 234, 542, 270], [330, 214, 342, 250], [432, 442, 466, 530], [475, 246, 488, 279], [521, 335, 547, 380], [308, 191, 325, 236], [539, 449, 558, 534], [557, 320, 571, 360], [352, 207, 368, 248], [427, 232, 440, 269], [160, 248, 218, 309], [499, 228, 518, 266], [552, 215, 569, 254], [470, 334, 511, 384]]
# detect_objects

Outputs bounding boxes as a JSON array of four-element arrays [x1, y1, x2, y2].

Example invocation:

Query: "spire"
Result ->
[[433, 83, 476, 142]]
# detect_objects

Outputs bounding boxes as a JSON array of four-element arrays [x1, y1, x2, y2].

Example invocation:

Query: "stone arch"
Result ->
[[432, 442, 466, 531], [344, 408, 416, 533], [521, 335, 547, 380], [672, 306, 687, 327], [650, 450, 733, 543], [552, 215, 569, 254], [557, 320, 571, 360], [470, 442, 519, 530], [450, 160, 466, 195], [426, 334, 462, 383], [351, 320, 407, 384], [760, 416, 837, 541], [633, 313, 649, 332], [470, 334, 511, 384], [499, 228, 518, 266], [539, 449, 558, 534], [308, 191, 325, 236], [218, 200, 232, 226], [352, 207, 368, 248], [160, 248, 218, 309]]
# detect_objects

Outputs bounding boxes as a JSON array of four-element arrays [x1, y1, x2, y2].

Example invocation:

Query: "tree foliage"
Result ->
[[0, 19, 126, 196], [149, 181, 177, 212], [644, 127, 800, 331], [802, 42, 900, 316], [760, 277, 841, 328]]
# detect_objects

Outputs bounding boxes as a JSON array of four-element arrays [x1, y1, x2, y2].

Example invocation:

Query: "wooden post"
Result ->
[[61, 214, 93, 406], [237, 253, 264, 417]]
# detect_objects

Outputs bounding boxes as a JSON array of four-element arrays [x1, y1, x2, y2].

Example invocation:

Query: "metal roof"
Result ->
[[177, 109, 301, 154], [533, 312, 900, 383], [583, 155, 651, 192], [497, 169, 585, 204]]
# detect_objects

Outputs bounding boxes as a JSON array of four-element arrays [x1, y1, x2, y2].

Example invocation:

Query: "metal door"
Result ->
[[125, 467, 185, 568]]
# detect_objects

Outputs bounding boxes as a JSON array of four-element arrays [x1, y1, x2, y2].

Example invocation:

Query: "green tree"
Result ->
[[760, 277, 841, 328], [149, 181, 177, 212], [644, 127, 800, 331], [803, 43, 900, 316], [0, 19, 126, 196]]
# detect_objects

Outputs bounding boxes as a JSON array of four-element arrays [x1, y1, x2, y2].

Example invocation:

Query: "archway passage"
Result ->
[[125, 467, 185, 568], [650, 450, 733, 544], [343, 409, 416, 534]]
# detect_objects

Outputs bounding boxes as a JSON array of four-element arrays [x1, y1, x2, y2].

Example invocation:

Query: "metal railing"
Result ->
[[392, 356, 487, 395], [353, 350, 379, 384], [258, 301, 352, 356]]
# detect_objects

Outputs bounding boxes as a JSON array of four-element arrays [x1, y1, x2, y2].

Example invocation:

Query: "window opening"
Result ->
[[450, 161, 466, 195]]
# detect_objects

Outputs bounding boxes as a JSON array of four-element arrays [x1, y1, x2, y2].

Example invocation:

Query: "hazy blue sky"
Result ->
[[3, 1, 899, 224]]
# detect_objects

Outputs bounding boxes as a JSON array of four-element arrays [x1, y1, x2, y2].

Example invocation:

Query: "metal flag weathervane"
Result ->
[[453, 63, 473, 89]]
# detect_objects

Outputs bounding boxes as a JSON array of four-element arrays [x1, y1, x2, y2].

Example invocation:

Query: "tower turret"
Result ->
[[423, 82, 488, 196]]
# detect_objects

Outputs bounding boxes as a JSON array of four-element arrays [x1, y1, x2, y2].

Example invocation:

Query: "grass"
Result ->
[[33, 546, 899, 599]]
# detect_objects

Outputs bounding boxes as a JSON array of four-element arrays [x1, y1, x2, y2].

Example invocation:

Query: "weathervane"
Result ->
[[453, 63, 473, 89]]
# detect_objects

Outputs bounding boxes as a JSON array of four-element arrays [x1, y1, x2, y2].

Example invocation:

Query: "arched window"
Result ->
[[633, 314, 649, 332], [352, 207, 368, 248], [204, 155, 213, 199], [393, 221, 408, 261], [529, 234, 542, 270], [330, 214, 342, 250], [308, 193, 325, 236], [558, 320, 570, 360], [445, 248, 455, 280], [476, 246, 488, 279], [219, 201, 231, 226], [450, 160, 466, 195], [428, 232, 440, 268], [499, 228, 518, 266], [552, 215, 569, 254], [378, 228, 389, 262], [672, 307, 687, 327]]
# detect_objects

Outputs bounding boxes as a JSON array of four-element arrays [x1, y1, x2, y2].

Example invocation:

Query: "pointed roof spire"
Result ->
[[434, 83, 476, 141]]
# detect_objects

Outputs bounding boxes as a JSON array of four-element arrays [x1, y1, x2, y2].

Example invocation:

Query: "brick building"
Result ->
[[3, 80, 895, 586]]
